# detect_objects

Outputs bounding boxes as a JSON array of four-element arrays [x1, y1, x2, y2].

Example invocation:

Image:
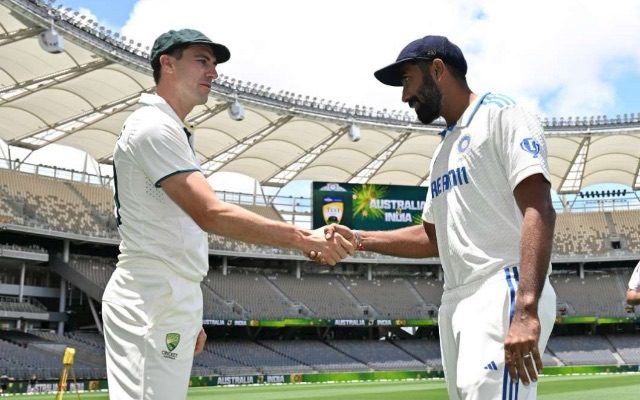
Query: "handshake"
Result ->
[[303, 224, 360, 265]]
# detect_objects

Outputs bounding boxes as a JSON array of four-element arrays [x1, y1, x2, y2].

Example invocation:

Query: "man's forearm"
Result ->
[[205, 201, 307, 250], [515, 204, 555, 316], [359, 224, 438, 258]]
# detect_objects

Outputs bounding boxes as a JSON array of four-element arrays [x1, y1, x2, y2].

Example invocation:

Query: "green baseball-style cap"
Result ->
[[150, 28, 230, 66]]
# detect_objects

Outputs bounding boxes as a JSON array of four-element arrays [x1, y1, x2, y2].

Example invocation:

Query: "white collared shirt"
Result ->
[[112, 93, 208, 282], [422, 93, 551, 290]]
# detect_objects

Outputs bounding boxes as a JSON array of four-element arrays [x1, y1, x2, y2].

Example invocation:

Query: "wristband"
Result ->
[[353, 230, 364, 251]]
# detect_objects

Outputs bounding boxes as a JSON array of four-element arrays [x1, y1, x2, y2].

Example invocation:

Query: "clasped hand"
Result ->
[[305, 224, 355, 265]]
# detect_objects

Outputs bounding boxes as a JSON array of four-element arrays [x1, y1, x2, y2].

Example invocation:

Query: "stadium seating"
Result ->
[[553, 211, 610, 255], [606, 334, 640, 364], [339, 276, 432, 318], [260, 340, 369, 371], [547, 336, 618, 365], [392, 339, 442, 369], [0, 332, 104, 380], [268, 273, 364, 318], [550, 270, 632, 317], [2, 167, 638, 258], [610, 210, 640, 251], [328, 340, 425, 370]]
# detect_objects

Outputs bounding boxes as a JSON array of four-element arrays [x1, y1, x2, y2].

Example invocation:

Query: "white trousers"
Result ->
[[102, 263, 202, 400], [438, 266, 556, 400]]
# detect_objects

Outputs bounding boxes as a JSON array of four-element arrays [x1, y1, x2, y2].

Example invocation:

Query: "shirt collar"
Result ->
[[438, 92, 490, 139], [139, 93, 185, 127], [459, 92, 490, 128]]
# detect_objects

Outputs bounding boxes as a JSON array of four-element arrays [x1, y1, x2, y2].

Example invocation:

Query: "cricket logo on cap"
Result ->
[[520, 138, 540, 158], [166, 333, 181, 352]]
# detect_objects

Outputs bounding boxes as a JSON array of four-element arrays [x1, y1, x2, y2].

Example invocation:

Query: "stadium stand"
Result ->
[[392, 339, 443, 369], [0, 331, 104, 380], [547, 336, 619, 365], [260, 340, 370, 372], [550, 270, 633, 317], [267, 273, 365, 318], [204, 341, 315, 374], [0, 296, 46, 314], [606, 334, 640, 364], [553, 211, 610, 255], [328, 340, 425, 370], [67, 255, 115, 289], [610, 210, 640, 251], [338, 275, 432, 318]]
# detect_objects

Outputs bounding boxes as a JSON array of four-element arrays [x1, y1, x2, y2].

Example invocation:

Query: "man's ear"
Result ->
[[432, 58, 445, 80], [159, 54, 174, 74]]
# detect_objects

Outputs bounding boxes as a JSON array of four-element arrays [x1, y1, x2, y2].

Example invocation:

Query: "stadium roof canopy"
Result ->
[[1, 0, 639, 193]]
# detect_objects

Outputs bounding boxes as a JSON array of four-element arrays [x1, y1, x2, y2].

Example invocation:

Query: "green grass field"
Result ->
[[9, 373, 640, 399]]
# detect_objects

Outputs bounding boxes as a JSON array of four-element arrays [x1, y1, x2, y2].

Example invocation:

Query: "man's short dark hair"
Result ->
[[151, 43, 190, 84]]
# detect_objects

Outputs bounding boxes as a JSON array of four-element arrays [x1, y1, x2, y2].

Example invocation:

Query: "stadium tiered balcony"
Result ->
[[57, 254, 639, 321]]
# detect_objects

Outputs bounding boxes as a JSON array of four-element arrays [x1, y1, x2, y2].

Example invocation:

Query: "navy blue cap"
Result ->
[[150, 28, 230, 66], [374, 36, 467, 86]]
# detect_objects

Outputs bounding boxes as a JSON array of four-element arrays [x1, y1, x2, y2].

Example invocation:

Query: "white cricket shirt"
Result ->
[[112, 93, 208, 282], [422, 93, 551, 291], [629, 261, 640, 290]]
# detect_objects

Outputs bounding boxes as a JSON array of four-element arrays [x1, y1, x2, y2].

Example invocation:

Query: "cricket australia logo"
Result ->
[[162, 332, 180, 360], [520, 138, 540, 158]]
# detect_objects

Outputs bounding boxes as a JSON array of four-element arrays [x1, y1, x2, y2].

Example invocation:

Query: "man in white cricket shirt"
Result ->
[[102, 28, 353, 400], [319, 36, 557, 399]]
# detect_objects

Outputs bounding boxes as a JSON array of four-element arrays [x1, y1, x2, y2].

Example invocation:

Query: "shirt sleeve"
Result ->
[[629, 262, 640, 290], [127, 121, 200, 187], [492, 105, 551, 190], [421, 177, 434, 224]]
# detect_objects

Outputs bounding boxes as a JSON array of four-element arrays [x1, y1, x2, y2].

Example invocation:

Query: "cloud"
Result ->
[[119, 0, 640, 118]]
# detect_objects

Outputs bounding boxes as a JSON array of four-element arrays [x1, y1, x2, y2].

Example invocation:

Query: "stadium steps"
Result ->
[[323, 341, 371, 367], [201, 275, 251, 318], [403, 280, 429, 308], [257, 341, 318, 372], [335, 276, 378, 318], [543, 347, 565, 366], [603, 335, 627, 366], [50, 255, 103, 301], [196, 345, 259, 375], [603, 212, 618, 236], [261, 273, 313, 316], [387, 339, 427, 364]]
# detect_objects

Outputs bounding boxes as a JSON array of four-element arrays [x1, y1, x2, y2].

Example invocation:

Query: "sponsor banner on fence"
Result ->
[[203, 318, 438, 327]]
